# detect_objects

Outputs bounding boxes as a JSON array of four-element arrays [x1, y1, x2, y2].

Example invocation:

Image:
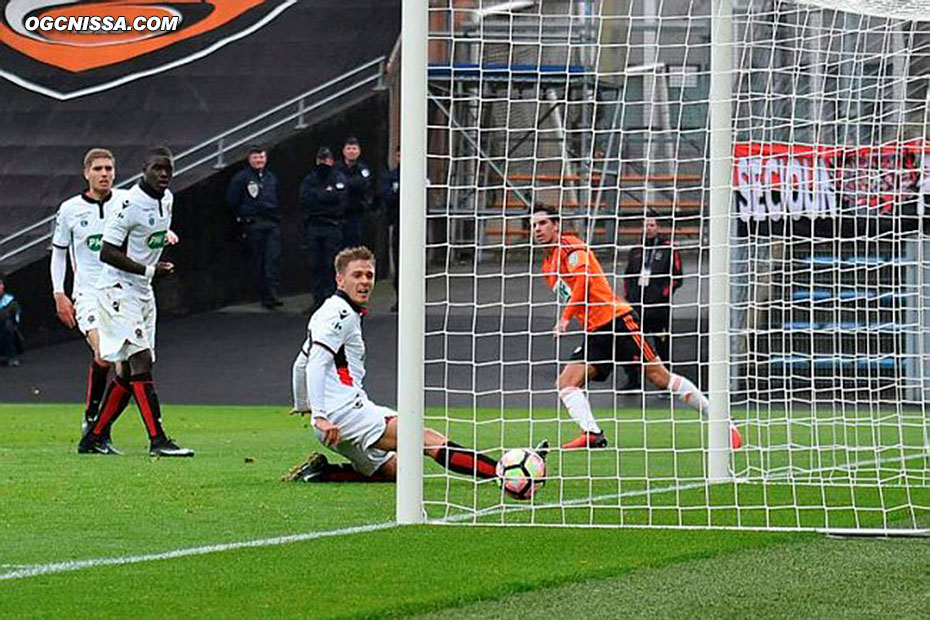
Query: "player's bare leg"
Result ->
[[285, 419, 497, 482], [381, 419, 498, 478], [643, 359, 742, 449], [558, 363, 608, 449]]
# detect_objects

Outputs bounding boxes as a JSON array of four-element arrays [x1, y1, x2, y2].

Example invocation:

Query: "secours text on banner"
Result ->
[[734, 140, 930, 237]]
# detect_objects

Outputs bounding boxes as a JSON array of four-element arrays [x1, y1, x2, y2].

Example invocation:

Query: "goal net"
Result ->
[[404, 0, 930, 531]]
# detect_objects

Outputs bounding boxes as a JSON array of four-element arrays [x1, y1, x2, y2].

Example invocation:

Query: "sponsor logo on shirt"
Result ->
[[146, 230, 167, 249], [85, 234, 103, 252]]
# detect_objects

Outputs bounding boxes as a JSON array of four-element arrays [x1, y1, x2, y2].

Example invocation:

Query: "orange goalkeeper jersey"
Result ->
[[541, 234, 631, 332]]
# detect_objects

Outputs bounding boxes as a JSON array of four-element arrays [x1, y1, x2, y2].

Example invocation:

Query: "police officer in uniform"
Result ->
[[227, 146, 283, 308], [623, 217, 683, 374], [299, 146, 347, 314], [333, 136, 373, 248]]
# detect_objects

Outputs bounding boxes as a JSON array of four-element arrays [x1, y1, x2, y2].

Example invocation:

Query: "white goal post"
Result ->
[[398, 0, 930, 532]]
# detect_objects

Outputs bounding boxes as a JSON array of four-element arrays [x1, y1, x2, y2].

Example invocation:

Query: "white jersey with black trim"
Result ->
[[51, 189, 126, 294], [97, 183, 173, 291], [303, 292, 367, 414]]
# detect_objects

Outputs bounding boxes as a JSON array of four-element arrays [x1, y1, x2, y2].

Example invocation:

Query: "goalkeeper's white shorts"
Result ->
[[319, 396, 394, 476], [95, 284, 157, 363]]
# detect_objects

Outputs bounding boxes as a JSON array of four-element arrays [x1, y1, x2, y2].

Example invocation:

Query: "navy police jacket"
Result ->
[[299, 164, 347, 224], [227, 166, 281, 220], [333, 159, 373, 215]]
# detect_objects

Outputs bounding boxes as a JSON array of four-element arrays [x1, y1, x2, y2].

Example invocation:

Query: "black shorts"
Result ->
[[569, 311, 659, 382]]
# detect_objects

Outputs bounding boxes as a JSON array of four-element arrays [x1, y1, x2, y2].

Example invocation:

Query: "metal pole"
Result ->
[[708, 0, 733, 482], [397, 0, 428, 524]]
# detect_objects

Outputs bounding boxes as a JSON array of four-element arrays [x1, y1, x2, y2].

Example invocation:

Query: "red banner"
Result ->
[[733, 140, 930, 222]]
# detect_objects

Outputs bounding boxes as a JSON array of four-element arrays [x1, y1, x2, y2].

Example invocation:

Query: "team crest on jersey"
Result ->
[[79, 219, 88, 227], [568, 252, 580, 266], [654, 251, 663, 262], [146, 230, 167, 249], [0, 1, 295, 100], [85, 234, 102, 252], [148, 215, 155, 226]]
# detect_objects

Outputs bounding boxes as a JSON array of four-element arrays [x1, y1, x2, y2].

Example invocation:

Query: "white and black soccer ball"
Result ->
[[496, 448, 546, 500]]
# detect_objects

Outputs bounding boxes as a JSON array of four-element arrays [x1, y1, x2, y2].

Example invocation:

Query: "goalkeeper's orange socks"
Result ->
[[433, 441, 498, 478], [558, 387, 602, 434]]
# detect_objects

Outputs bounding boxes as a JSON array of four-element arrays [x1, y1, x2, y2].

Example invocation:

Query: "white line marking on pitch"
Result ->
[[0, 521, 395, 582], [5, 451, 926, 581]]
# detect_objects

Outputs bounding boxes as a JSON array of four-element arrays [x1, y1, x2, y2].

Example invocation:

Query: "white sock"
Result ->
[[559, 387, 602, 434], [668, 373, 710, 417]]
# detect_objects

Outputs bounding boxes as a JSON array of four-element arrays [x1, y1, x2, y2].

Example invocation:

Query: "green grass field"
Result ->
[[425, 406, 930, 530], [2, 403, 928, 618]]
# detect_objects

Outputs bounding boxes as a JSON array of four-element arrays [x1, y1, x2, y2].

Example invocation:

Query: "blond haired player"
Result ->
[[285, 246, 515, 482]]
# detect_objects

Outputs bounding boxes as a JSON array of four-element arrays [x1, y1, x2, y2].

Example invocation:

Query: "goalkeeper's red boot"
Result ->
[[730, 424, 743, 450], [561, 431, 608, 450]]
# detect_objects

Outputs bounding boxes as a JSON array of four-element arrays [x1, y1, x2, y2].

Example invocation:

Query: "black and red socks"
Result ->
[[433, 441, 498, 479], [129, 372, 166, 442], [89, 375, 131, 439], [83, 362, 111, 429]]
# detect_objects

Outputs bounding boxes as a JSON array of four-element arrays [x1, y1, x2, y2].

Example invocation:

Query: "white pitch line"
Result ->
[[0, 521, 395, 582], [5, 452, 927, 581]]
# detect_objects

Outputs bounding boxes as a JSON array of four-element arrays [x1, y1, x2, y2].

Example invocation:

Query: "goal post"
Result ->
[[398, 0, 930, 532], [707, 0, 734, 482], [396, 0, 428, 525]]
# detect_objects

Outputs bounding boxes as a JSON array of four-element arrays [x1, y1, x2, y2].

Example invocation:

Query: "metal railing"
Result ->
[[0, 56, 386, 266]]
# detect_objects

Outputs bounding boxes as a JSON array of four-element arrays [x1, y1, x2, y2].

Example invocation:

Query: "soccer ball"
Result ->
[[496, 448, 546, 500]]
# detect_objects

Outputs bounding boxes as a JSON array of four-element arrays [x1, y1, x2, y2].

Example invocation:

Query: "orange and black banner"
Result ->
[[0, 1, 294, 99]]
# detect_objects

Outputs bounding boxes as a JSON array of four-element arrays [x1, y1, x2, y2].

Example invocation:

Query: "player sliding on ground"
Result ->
[[532, 206, 742, 450], [285, 246, 527, 482]]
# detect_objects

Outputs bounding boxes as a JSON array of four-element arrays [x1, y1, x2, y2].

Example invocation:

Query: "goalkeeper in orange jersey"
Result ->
[[532, 206, 742, 450]]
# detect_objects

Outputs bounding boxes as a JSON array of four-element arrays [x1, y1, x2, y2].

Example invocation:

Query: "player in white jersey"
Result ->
[[284, 246, 516, 482], [51, 149, 123, 451], [78, 147, 193, 457]]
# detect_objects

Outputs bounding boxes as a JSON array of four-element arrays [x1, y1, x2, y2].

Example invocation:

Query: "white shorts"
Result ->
[[95, 284, 157, 363], [318, 396, 395, 476], [73, 289, 100, 336]]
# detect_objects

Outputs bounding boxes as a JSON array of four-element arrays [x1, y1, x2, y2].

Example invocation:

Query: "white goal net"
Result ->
[[401, 0, 930, 532]]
